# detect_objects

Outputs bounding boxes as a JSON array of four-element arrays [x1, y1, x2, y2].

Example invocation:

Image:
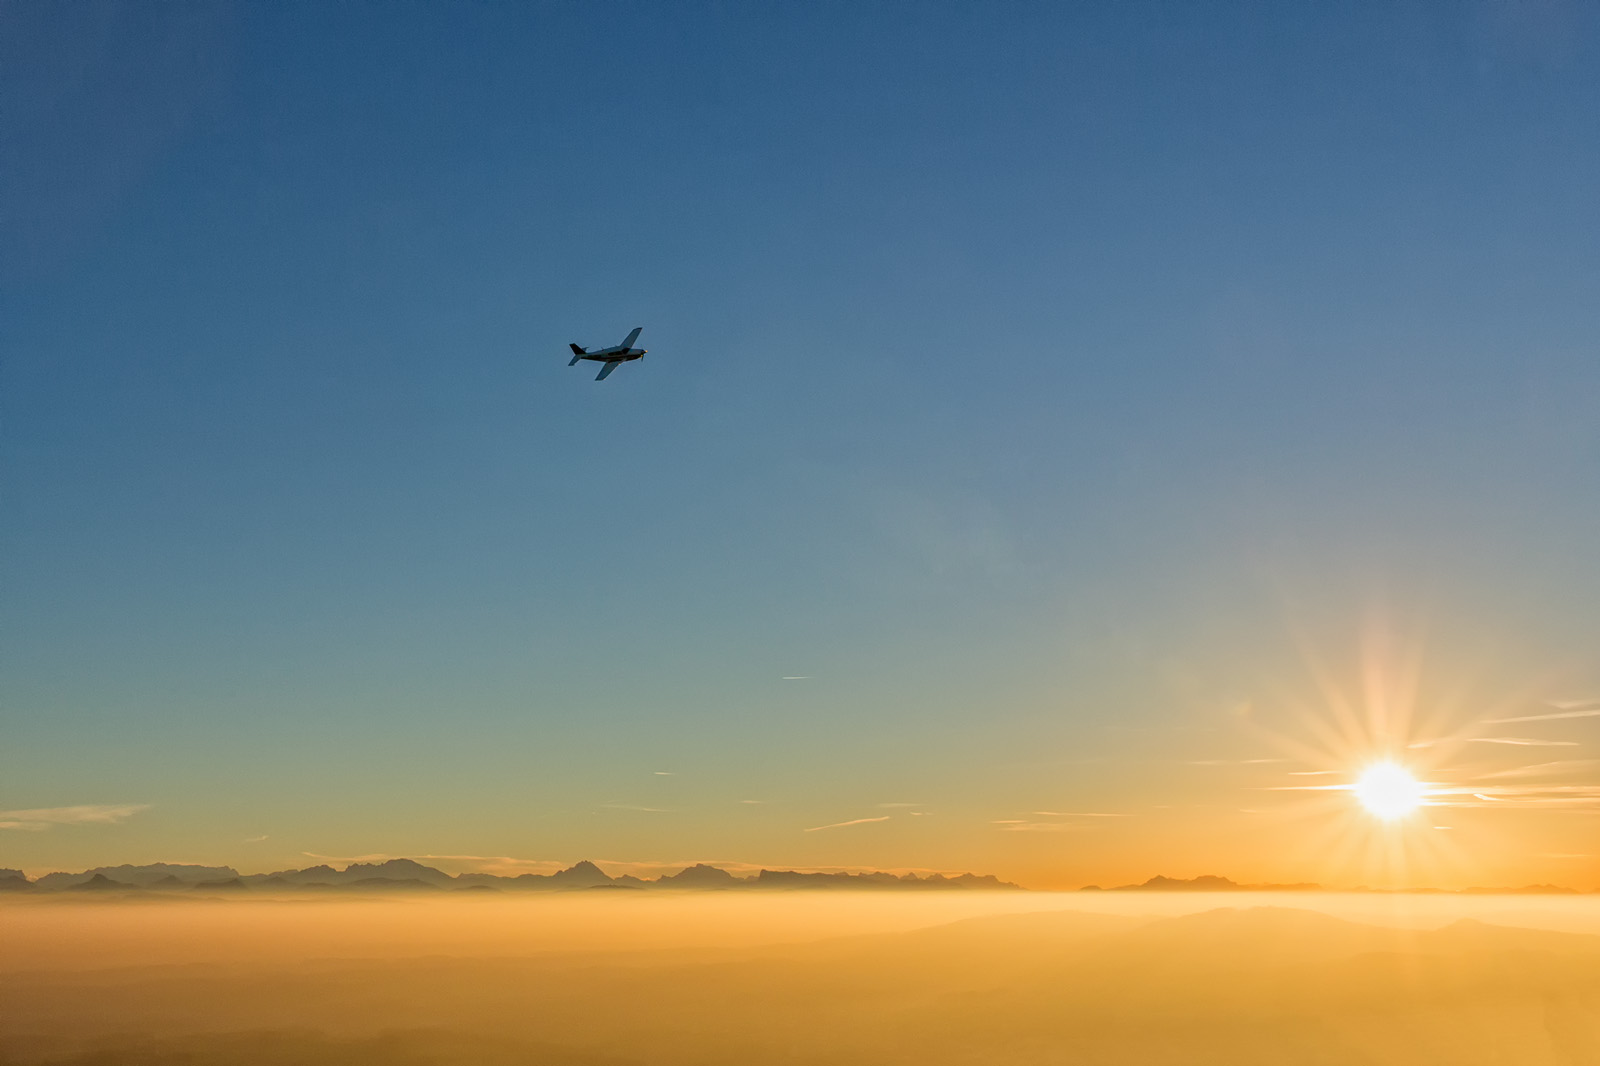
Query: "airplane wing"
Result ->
[[620, 327, 642, 349], [595, 361, 620, 381]]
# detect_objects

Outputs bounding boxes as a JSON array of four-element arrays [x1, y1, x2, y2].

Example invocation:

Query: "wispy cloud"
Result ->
[[738, 799, 765, 805], [243, 834, 269, 843], [1480, 760, 1599, 779], [1186, 758, 1285, 766], [1486, 708, 1600, 724], [0, 804, 149, 831], [653, 771, 675, 776], [994, 810, 1128, 831], [601, 803, 671, 813], [1467, 737, 1580, 747], [781, 676, 810, 681], [877, 802, 922, 808], [804, 815, 890, 832], [993, 820, 1077, 832], [1428, 783, 1600, 809], [302, 851, 394, 864]]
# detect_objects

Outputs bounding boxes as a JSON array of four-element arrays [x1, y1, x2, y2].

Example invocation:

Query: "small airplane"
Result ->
[[568, 327, 647, 380]]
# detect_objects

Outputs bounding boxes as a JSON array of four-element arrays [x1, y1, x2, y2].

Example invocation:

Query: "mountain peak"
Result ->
[[1111, 874, 1321, 892], [657, 863, 742, 887], [550, 861, 614, 887], [343, 859, 453, 885], [68, 873, 132, 891]]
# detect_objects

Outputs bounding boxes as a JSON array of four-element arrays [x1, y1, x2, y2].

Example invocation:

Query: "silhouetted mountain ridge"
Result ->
[[33, 863, 241, 890], [12, 863, 1592, 895], [8, 860, 1023, 894], [1083, 874, 1323, 892]]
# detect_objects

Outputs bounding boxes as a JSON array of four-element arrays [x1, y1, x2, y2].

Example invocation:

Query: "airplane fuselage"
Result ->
[[579, 346, 647, 364]]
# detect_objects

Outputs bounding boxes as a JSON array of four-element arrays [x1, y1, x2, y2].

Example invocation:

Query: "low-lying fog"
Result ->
[[4, 891, 1599, 1064]]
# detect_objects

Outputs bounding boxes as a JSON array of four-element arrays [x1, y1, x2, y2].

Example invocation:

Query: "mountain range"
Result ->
[[5, 864, 1589, 895], [0, 859, 1020, 894]]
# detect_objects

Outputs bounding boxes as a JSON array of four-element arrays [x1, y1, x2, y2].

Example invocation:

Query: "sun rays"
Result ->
[[1229, 613, 1600, 887]]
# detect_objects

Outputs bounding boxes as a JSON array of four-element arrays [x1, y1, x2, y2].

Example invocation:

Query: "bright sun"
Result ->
[[1353, 763, 1425, 820]]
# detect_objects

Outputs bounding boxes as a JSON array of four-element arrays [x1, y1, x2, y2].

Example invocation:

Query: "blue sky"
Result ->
[[4, 1, 1599, 886]]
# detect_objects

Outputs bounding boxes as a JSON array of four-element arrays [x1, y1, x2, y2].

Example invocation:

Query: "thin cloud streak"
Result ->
[[1479, 760, 1599, 779], [1485, 708, 1600, 724], [1186, 758, 1285, 766], [1467, 737, 1580, 746], [804, 815, 890, 832], [1429, 783, 1600, 809], [993, 820, 1080, 832], [0, 804, 149, 831]]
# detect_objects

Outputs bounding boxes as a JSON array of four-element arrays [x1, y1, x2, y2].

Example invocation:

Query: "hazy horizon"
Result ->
[[8, 853, 1599, 894]]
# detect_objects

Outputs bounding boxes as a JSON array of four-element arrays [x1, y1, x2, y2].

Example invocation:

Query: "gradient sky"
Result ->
[[4, 1, 1599, 889]]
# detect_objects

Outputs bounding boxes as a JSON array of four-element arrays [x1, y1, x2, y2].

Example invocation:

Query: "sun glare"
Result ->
[[1353, 763, 1424, 820]]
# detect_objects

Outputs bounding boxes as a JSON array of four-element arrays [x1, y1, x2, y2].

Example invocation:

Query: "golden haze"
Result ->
[[5, 892, 1600, 1064]]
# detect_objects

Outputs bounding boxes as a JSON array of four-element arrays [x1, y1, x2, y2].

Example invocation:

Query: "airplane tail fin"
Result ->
[[568, 343, 585, 366]]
